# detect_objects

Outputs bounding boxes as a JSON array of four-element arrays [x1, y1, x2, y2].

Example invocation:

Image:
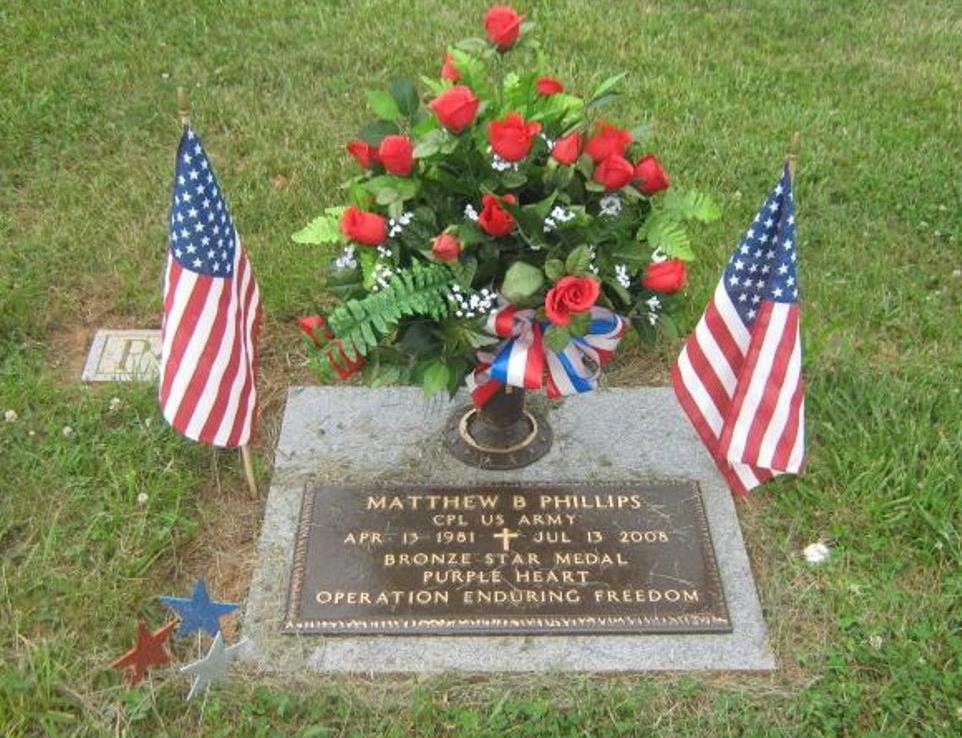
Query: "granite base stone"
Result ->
[[242, 386, 775, 673]]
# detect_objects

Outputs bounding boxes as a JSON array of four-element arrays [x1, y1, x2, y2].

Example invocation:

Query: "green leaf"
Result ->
[[365, 89, 401, 121], [363, 175, 419, 202], [641, 214, 695, 260], [501, 261, 545, 303], [359, 120, 400, 146], [389, 76, 420, 117], [568, 310, 591, 337], [499, 170, 528, 188], [543, 324, 571, 352], [292, 214, 344, 244], [413, 128, 450, 158], [604, 277, 633, 306], [662, 189, 722, 223], [544, 258, 565, 281], [359, 247, 378, 290], [455, 37, 490, 55], [585, 92, 620, 112], [449, 257, 477, 287], [565, 245, 593, 276], [590, 71, 627, 101], [422, 360, 451, 396]]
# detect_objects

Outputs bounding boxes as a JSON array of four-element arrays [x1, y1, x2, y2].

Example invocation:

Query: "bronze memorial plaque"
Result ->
[[284, 482, 730, 635]]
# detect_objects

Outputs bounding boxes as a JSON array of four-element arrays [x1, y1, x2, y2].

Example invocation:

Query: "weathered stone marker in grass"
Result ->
[[243, 387, 775, 672], [82, 329, 161, 382]]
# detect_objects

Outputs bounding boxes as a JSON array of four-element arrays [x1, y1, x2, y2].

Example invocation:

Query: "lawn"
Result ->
[[2, 0, 961, 735]]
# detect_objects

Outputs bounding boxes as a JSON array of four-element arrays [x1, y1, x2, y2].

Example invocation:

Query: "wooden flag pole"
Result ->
[[240, 444, 258, 499], [175, 87, 257, 499], [787, 130, 800, 182]]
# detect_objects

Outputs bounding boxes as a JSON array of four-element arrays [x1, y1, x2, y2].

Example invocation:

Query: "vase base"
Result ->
[[444, 404, 553, 470]]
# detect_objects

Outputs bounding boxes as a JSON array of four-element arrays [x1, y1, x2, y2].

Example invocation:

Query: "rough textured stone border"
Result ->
[[242, 387, 775, 673]]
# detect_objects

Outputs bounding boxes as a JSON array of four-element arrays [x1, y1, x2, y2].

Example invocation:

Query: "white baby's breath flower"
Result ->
[[4, 409, 17, 423], [803, 542, 831, 565], [599, 194, 622, 217], [615, 264, 631, 289], [650, 248, 668, 263], [464, 204, 479, 222]]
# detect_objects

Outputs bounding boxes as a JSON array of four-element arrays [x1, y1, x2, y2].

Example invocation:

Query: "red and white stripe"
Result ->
[[159, 229, 261, 447], [673, 282, 804, 496]]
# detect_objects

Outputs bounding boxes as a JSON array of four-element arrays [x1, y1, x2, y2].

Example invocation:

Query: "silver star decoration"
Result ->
[[179, 631, 248, 701]]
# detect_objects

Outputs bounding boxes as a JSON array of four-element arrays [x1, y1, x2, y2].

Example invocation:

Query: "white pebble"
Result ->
[[3, 409, 17, 423], [61, 426, 75, 438], [109, 397, 123, 412], [136, 492, 149, 506], [803, 542, 831, 565]]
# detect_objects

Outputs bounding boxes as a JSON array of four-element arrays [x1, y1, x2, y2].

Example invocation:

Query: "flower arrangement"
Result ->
[[294, 4, 719, 400]]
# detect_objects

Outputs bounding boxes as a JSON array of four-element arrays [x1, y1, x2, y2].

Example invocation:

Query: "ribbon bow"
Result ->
[[466, 301, 627, 407]]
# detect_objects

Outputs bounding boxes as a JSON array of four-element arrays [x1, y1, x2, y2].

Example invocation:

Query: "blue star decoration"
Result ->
[[158, 579, 238, 638]]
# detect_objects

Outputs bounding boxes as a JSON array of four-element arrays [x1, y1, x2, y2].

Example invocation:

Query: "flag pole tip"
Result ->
[[787, 131, 800, 179], [177, 87, 191, 128]]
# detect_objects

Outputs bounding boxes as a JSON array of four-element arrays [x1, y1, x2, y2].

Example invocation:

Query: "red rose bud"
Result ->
[[593, 154, 635, 190], [484, 4, 523, 50], [346, 139, 379, 169], [441, 52, 460, 82], [584, 121, 632, 164], [544, 276, 601, 326], [327, 342, 365, 380], [642, 259, 687, 293], [478, 193, 517, 237], [634, 154, 671, 195], [428, 85, 480, 133], [551, 131, 583, 165], [377, 134, 415, 176], [488, 112, 541, 162], [297, 315, 333, 347], [340, 205, 387, 245], [431, 232, 461, 262], [536, 76, 564, 95]]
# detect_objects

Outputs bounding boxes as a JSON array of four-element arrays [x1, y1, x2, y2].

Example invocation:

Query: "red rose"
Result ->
[[536, 76, 564, 95], [297, 315, 333, 347], [551, 131, 583, 165], [346, 139, 379, 169], [488, 112, 541, 162], [477, 193, 517, 237], [642, 259, 687, 293], [431, 232, 461, 262], [340, 205, 387, 245], [634, 154, 670, 195], [428, 85, 480, 133], [584, 121, 632, 163], [544, 276, 601, 326], [377, 135, 415, 176], [441, 52, 459, 81], [593, 154, 635, 190], [484, 5, 523, 50]]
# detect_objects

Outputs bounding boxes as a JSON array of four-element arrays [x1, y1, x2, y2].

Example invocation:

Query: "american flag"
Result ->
[[160, 127, 261, 447], [673, 163, 805, 495]]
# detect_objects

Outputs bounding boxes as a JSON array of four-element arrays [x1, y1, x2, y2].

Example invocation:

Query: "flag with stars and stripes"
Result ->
[[160, 126, 261, 447], [673, 163, 805, 496]]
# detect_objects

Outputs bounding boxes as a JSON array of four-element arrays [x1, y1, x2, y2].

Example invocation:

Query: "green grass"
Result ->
[[2, 0, 961, 735]]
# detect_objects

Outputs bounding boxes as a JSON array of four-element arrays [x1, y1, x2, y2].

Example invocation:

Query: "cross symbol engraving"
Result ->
[[492, 527, 519, 552]]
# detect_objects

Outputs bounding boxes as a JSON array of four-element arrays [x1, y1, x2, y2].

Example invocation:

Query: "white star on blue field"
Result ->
[[722, 165, 799, 325], [168, 127, 236, 277]]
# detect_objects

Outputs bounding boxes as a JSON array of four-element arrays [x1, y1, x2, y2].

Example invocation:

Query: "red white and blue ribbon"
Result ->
[[466, 301, 627, 407]]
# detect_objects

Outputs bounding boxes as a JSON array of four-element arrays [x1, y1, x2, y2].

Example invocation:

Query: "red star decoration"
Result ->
[[110, 620, 178, 685]]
